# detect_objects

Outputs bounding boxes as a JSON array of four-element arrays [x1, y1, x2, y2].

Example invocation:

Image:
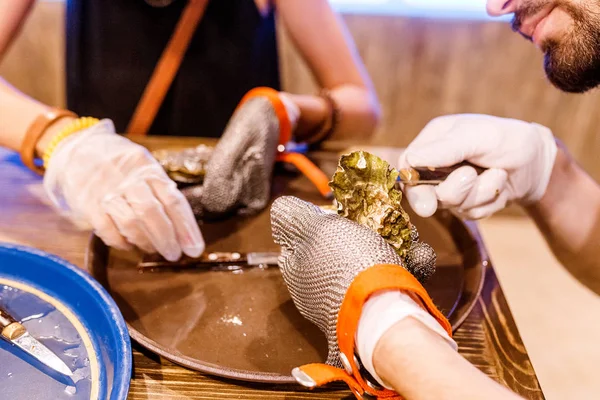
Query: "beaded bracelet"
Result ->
[[42, 117, 100, 169]]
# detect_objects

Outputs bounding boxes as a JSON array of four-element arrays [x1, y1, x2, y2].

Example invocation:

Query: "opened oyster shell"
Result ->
[[329, 150, 414, 259], [152, 144, 213, 184]]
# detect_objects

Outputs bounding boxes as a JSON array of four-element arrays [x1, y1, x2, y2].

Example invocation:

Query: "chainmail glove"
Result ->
[[272, 196, 404, 367], [271, 196, 451, 398], [182, 88, 298, 217]]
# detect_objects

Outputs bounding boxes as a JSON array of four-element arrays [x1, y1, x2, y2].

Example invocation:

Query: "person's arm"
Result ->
[[271, 196, 524, 398], [526, 143, 600, 294], [0, 77, 76, 156], [0, 77, 205, 262], [275, 0, 381, 142], [397, 114, 600, 295], [0, 0, 36, 59], [373, 318, 523, 400]]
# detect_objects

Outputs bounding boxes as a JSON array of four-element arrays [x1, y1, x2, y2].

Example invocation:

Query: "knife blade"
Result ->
[[397, 161, 487, 186], [0, 306, 73, 377], [138, 251, 281, 271]]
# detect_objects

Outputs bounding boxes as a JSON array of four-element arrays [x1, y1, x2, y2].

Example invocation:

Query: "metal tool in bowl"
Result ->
[[0, 306, 73, 377]]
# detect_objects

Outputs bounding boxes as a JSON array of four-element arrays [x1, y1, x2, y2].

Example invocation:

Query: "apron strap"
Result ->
[[127, 0, 209, 135]]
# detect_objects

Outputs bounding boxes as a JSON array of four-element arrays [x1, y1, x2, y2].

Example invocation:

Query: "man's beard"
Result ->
[[513, 1, 600, 93]]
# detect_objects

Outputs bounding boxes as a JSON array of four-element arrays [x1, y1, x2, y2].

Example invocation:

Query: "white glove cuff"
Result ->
[[355, 290, 458, 390], [524, 123, 558, 204], [43, 119, 117, 211], [278, 92, 300, 132]]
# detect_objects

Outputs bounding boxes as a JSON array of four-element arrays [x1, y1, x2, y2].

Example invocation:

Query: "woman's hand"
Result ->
[[43, 119, 204, 261]]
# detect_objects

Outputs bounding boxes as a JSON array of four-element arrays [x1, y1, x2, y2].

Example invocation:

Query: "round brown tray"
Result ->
[[83, 152, 487, 385]]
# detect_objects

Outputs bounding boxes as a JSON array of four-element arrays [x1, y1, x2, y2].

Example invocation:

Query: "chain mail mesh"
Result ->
[[182, 96, 280, 217], [406, 242, 436, 283], [271, 196, 407, 368]]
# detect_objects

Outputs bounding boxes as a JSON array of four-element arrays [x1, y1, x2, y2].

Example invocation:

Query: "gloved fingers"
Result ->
[[399, 116, 462, 153], [456, 168, 508, 211], [270, 196, 327, 248], [397, 117, 472, 170], [400, 117, 502, 170], [417, 114, 462, 137], [121, 180, 182, 262], [237, 148, 271, 212], [201, 172, 244, 215], [101, 195, 155, 254], [200, 94, 282, 216], [458, 190, 509, 220], [403, 185, 438, 218], [110, 139, 157, 172], [180, 185, 204, 217], [200, 138, 247, 215], [405, 241, 437, 283], [403, 136, 474, 169], [146, 176, 205, 258], [88, 212, 133, 252], [397, 148, 408, 169], [435, 166, 478, 208]]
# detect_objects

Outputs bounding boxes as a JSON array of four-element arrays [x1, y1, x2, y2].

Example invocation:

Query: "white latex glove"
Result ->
[[397, 114, 558, 220], [356, 290, 457, 389], [44, 119, 205, 261]]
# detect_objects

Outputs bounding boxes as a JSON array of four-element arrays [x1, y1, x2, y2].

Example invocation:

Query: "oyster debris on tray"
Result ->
[[152, 144, 214, 184]]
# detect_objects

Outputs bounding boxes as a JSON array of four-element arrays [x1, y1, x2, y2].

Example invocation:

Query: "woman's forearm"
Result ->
[[0, 78, 76, 156], [373, 317, 523, 400], [0, 77, 48, 151], [276, 0, 381, 143], [0, 0, 35, 59], [526, 144, 600, 293], [284, 84, 380, 142]]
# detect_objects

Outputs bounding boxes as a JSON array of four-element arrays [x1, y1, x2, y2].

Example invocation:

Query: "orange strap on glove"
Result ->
[[294, 264, 451, 399], [237, 87, 333, 200]]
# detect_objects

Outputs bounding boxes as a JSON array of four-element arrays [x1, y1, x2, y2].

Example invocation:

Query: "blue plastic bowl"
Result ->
[[0, 243, 131, 400]]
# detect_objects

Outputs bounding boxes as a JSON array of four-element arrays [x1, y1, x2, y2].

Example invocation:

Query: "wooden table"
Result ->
[[0, 138, 545, 399]]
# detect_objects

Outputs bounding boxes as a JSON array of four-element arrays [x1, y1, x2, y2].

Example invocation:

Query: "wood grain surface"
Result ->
[[0, 137, 544, 399]]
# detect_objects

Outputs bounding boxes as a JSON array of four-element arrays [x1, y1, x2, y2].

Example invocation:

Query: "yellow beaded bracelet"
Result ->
[[42, 117, 100, 169]]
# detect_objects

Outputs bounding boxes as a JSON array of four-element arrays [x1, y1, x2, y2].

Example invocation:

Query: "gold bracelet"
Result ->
[[42, 117, 100, 169]]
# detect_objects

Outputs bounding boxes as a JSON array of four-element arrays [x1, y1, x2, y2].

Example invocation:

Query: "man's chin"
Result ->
[[543, 49, 600, 93], [544, 64, 598, 93]]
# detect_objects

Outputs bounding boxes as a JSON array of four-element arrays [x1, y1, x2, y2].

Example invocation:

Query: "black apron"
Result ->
[[66, 0, 281, 137]]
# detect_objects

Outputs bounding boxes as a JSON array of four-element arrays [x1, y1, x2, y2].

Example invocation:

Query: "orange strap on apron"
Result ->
[[126, 0, 209, 135], [276, 152, 333, 199]]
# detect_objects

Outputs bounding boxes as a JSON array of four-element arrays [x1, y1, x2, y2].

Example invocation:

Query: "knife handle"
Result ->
[[0, 307, 26, 340], [399, 161, 487, 184], [139, 252, 249, 269]]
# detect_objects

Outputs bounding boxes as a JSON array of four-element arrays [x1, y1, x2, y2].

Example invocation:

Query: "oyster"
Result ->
[[329, 151, 414, 258], [152, 144, 213, 184]]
